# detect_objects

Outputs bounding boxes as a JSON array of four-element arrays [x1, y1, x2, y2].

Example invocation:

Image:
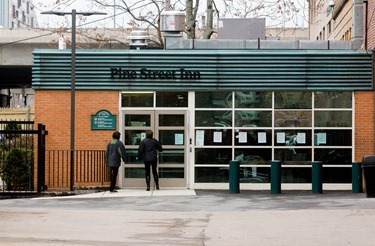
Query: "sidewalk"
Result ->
[[36, 187, 197, 199], [0, 189, 374, 245]]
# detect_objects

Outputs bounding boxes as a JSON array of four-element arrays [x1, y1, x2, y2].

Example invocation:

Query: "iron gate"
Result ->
[[0, 121, 46, 196]]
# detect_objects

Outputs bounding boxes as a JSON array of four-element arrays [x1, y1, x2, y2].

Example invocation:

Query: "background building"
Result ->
[[308, 0, 365, 49], [364, 0, 375, 49], [0, 0, 37, 29]]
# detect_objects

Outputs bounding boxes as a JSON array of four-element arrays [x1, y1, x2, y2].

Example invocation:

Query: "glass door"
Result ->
[[122, 110, 187, 188]]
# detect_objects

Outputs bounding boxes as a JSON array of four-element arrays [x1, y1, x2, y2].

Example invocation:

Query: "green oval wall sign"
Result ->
[[91, 110, 116, 130]]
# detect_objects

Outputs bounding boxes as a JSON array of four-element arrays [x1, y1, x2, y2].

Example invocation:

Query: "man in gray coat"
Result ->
[[105, 131, 127, 192]]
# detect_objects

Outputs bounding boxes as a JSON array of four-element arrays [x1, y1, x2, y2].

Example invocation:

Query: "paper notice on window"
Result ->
[[258, 132, 267, 143], [196, 130, 205, 146], [238, 132, 247, 143], [141, 132, 146, 141], [175, 133, 183, 145], [276, 132, 285, 144], [317, 133, 326, 145], [297, 132, 306, 144], [213, 131, 222, 143]]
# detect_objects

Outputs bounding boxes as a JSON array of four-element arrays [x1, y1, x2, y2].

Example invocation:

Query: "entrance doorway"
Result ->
[[122, 110, 187, 188]]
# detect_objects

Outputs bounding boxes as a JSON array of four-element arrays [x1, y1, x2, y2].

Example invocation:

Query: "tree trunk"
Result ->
[[186, 0, 199, 39], [203, 0, 214, 39]]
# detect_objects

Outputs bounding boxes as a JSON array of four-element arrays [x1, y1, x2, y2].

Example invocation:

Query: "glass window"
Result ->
[[314, 148, 352, 164], [281, 167, 311, 183], [195, 91, 232, 108], [195, 148, 231, 164], [275, 92, 312, 109], [235, 111, 272, 127], [159, 130, 184, 145], [124, 167, 144, 178], [275, 111, 312, 127], [234, 91, 272, 108], [234, 148, 271, 164], [274, 148, 312, 165], [195, 129, 232, 146], [195, 167, 229, 183], [159, 168, 184, 178], [156, 91, 188, 107], [240, 166, 270, 183], [235, 130, 272, 146], [159, 114, 184, 126], [195, 110, 232, 127], [122, 93, 153, 107], [124, 130, 145, 145], [314, 130, 352, 146], [314, 111, 352, 127], [315, 91, 352, 108], [125, 114, 150, 127], [125, 150, 142, 164], [322, 167, 352, 183], [159, 150, 184, 164], [274, 130, 312, 146]]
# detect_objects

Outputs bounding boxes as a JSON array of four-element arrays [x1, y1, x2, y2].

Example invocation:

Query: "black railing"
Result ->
[[0, 121, 40, 195], [45, 150, 109, 190]]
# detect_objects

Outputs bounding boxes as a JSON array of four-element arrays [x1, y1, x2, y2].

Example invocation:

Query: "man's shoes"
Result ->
[[110, 190, 118, 193]]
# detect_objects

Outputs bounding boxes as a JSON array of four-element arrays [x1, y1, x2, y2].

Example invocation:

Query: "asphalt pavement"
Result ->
[[0, 188, 374, 245]]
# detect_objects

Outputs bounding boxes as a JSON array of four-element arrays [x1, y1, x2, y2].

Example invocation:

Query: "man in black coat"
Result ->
[[138, 130, 163, 191]]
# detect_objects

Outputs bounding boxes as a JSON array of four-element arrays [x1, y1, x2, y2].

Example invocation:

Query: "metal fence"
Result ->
[[0, 121, 40, 195], [45, 150, 110, 190]]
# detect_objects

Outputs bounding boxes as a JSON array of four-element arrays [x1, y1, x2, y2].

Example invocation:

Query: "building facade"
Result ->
[[0, 0, 37, 28], [32, 41, 374, 190], [308, 0, 365, 49], [364, 0, 375, 49]]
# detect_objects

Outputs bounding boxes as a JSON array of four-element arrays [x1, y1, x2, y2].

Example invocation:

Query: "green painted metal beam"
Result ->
[[32, 49, 373, 91]]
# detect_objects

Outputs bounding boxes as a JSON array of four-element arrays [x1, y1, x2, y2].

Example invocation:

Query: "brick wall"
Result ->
[[34, 90, 119, 151], [355, 91, 375, 161]]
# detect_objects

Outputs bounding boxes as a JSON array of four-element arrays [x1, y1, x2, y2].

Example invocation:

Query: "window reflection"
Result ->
[[159, 168, 184, 178], [314, 148, 352, 164], [274, 111, 312, 127], [159, 114, 184, 126], [195, 111, 232, 127], [234, 91, 272, 108], [235, 110, 272, 127], [159, 150, 184, 164], [195, 167, 229, 183], [275, 92, 312, 109], [315, 91, 352, 108], [125, 114, 150, 127], [125, 150, 143, 164], [274, 148, 312, 165], [195, 148, 231, 164], [315, 111, 352, 127], [156, 91, 188, 107], [234, 148, 271, 164], [124, 167, 144, 178], [122, 93, 153, 107], [195, 91, 232, 108]]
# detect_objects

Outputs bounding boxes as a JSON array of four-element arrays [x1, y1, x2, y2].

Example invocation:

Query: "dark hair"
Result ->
[[112, 131, 121, 140], [146, 130, 153, 139]]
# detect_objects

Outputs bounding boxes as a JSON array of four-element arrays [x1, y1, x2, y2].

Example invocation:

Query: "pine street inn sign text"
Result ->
[[110, 67, 201, 80]]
